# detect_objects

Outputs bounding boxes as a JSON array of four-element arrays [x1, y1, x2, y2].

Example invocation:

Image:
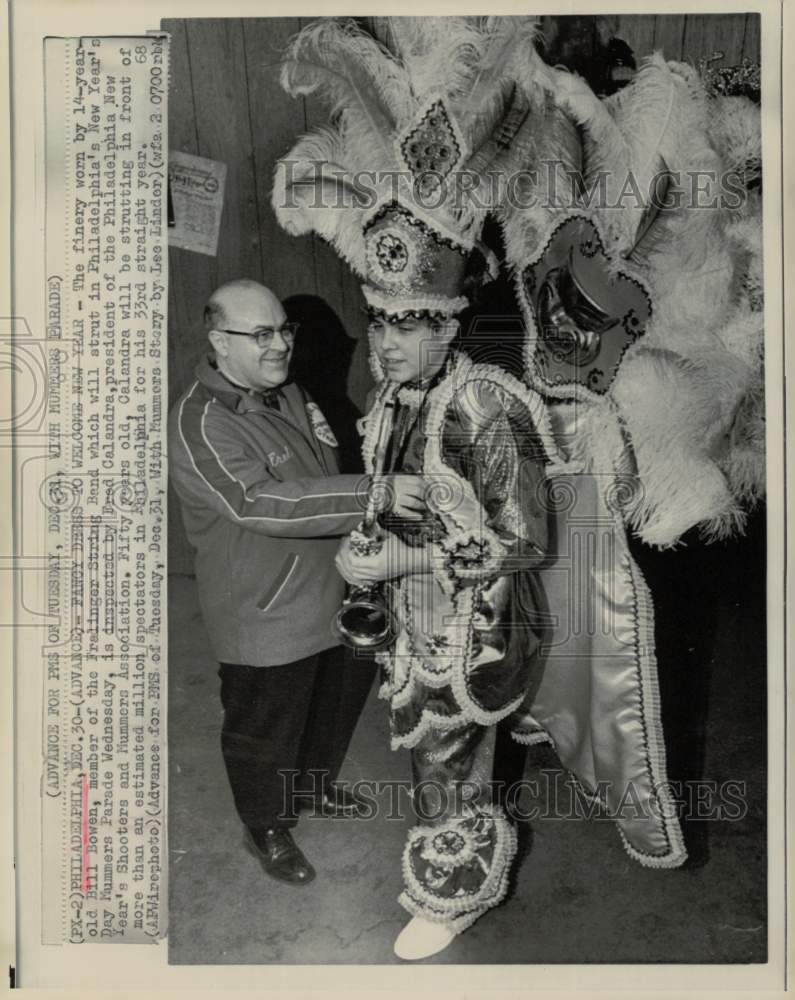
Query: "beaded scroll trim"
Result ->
[[362, 285, 469, 322], [363, 196, 475, 256], [398, 804, 518, 933], [361, 352, 561, 743], [417, 354, 557, 728]]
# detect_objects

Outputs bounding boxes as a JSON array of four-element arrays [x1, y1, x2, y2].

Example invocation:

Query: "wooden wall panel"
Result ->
[[539, 15, 759, 66], [165, 18, 211, 575], [243, 17, 316, 302], [614, 15, 656, 60], [166, 18, 213, 406], [186, 19, 263, 287], [652, 16, 687, 61], [682, 13, 747, 66], [243, 17, 370, 408], [743, 14, 761, 62]]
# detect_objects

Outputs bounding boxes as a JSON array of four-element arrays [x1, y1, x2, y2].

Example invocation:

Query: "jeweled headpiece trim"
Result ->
[[362, 285, 468, 321]]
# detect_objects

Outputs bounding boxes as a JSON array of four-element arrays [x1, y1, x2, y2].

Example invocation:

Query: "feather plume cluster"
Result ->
[[498, 44, 765, 547], [270, 16, 765, 548], [272, 16, 559, 275]]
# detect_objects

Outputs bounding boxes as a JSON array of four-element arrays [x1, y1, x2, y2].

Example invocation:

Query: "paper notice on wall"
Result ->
[[167, 150, 226, 256]]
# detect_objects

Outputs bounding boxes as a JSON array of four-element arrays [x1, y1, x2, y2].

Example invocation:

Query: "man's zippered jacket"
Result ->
[[168, 356, 369, 665]]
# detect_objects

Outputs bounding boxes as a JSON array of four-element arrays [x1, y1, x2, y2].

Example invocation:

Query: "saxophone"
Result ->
[[335, 388, 399, 650]]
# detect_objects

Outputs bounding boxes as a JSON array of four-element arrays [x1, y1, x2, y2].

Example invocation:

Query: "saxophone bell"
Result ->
[[335, 387, 399, 651], [335, 584, 397, 650], [334, 525, 397, 650]]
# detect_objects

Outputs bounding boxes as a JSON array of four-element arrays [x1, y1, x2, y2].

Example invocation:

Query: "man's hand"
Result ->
[[376, 474, 426, 520], [335, 531, 430, 586]]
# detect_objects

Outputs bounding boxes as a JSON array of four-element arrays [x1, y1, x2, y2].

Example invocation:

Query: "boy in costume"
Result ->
[[273, 18, 563, 955], [336, 298, 553, 958]]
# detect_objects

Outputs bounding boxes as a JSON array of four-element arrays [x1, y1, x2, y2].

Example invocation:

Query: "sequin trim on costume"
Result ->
[[398, 804, 518, 933], [360, 352, 559, 744], [362, 284, 468, 321]]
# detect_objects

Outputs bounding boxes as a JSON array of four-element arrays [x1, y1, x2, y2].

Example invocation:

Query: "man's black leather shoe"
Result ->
[[296, 783, 369, 818], [243, 826, 316, 885]]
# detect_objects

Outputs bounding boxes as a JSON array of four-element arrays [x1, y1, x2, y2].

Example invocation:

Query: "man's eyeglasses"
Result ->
[[218, 322, 299, 348]]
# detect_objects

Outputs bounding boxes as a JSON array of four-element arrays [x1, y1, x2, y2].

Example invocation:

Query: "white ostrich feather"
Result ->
[[611, 349, 739, 547], [271, 127, 370, 276], [279, 19, 407, 166], [387, 16, 484, 107], [708, 95, 762, 184], [542, 64, 628, 193]]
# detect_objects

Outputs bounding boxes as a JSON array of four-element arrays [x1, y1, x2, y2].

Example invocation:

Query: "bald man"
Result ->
[[169, 280, 425, 885]]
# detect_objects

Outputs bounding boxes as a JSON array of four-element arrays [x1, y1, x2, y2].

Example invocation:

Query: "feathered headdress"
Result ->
[[272, 16, 576, 321]]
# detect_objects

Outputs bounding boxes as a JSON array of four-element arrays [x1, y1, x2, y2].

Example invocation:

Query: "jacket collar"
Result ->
[[195, 355, 298, 415]]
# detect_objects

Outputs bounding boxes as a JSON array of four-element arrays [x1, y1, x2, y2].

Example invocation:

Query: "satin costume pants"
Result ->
[[398, 710, 517, 933]]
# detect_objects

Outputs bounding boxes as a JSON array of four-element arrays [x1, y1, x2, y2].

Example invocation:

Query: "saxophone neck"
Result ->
[[363, 384, 398, 527]]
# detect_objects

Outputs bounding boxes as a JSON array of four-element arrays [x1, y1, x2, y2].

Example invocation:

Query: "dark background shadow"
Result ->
[[628, 507, 767, 868], [284, 294, 364, 474]]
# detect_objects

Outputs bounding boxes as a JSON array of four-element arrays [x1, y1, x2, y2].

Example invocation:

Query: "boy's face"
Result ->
[[370, 315, 457, 384]]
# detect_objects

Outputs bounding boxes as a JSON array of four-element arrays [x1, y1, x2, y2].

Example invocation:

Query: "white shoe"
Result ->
[[393, 916, 456, 960]]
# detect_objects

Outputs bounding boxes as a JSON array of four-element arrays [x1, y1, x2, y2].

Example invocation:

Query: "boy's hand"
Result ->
[[376, 475, 426, 519], [335, 531, 428, 585]]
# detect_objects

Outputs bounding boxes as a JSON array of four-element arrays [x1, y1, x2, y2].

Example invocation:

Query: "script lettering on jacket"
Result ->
[[268, 446, 291, 468]]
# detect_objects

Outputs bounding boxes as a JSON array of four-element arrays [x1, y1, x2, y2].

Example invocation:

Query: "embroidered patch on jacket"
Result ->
[[306, 402, 338, 448]]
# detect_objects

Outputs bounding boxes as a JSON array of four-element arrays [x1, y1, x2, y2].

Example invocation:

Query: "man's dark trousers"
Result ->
[[218, 646, 374, 831]]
